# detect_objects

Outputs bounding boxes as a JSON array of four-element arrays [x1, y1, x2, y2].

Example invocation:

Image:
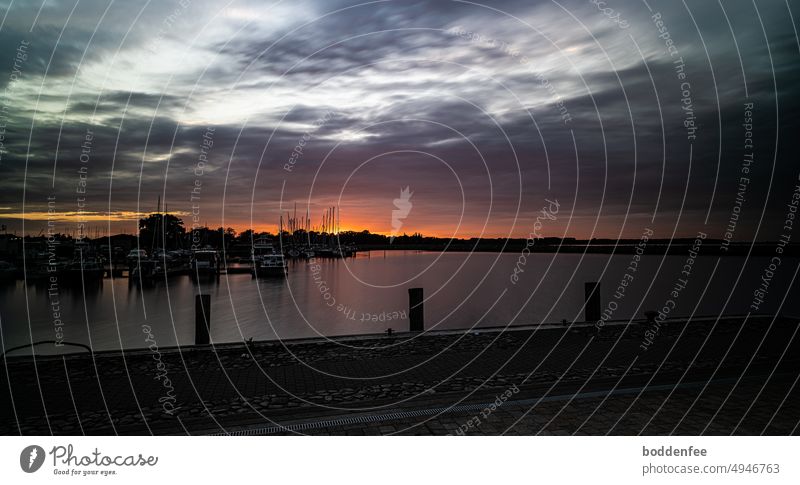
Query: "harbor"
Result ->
[[0, 205, 359, 285], [2, 241, 799, 435], [2, 248, 798, 352], [4, 219, 798, 436]]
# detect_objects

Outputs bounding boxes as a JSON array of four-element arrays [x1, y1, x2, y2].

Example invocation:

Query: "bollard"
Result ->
[[584, 282, 601, 323], [408, 287, 424, 332], [195, 294, 211, 345]]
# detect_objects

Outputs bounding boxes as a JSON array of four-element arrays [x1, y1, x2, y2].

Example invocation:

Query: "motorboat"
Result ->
[[191, 249, 220, 277], [251, 239, 287, 277], [63, 241, 104, 281]]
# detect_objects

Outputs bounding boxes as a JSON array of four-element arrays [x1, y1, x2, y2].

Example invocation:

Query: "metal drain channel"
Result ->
[[211, 377, 736, 436]]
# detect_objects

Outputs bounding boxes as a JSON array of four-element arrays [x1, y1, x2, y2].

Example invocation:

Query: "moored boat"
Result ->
[[62, 241, 105, 281], [191, 249, 221, 277], [251, 239, 287, 277]]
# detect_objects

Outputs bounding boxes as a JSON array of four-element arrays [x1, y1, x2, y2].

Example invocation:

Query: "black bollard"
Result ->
[[195, 294, 211, 345], [584, 282, 601, 323], [408, 287, 424, 332]]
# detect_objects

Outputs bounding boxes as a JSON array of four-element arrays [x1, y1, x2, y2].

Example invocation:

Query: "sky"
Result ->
[[0, 0, 797, 240]]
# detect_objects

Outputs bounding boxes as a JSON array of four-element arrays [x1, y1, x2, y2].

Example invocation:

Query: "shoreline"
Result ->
[[1, 312, 770, 360], [2, 313, 798, 435]]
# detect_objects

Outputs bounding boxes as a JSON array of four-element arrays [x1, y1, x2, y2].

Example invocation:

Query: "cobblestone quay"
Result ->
[[1, 315, 798, 435]]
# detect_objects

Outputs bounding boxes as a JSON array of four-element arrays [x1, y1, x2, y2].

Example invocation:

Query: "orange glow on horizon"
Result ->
[[4, 215, 544, 239], [5, 209, 669, 239], [0, 210, 190, 222]]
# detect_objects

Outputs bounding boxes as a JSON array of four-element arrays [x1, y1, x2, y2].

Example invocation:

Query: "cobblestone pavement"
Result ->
[[273, 377, 800, 436], [1, 315, 798, 435]]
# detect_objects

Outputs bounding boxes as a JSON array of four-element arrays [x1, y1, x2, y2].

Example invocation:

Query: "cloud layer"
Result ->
[[0, 0, 797, 240]]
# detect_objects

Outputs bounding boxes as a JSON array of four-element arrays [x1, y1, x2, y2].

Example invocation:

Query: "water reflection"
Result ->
[[0, 252, 797, 354]]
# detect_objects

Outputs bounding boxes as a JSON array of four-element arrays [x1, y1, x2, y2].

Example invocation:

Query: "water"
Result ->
[[1, 251, 797, 354]]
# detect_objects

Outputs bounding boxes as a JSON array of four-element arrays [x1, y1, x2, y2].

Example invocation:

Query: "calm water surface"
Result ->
[[1, 251, 798, 353]]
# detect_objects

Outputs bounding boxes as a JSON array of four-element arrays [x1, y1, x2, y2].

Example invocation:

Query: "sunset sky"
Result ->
[[0, 0, 797, 239]]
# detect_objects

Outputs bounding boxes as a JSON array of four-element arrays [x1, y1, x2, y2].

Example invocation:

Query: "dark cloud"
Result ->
[[0, 0, 797, 238]]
